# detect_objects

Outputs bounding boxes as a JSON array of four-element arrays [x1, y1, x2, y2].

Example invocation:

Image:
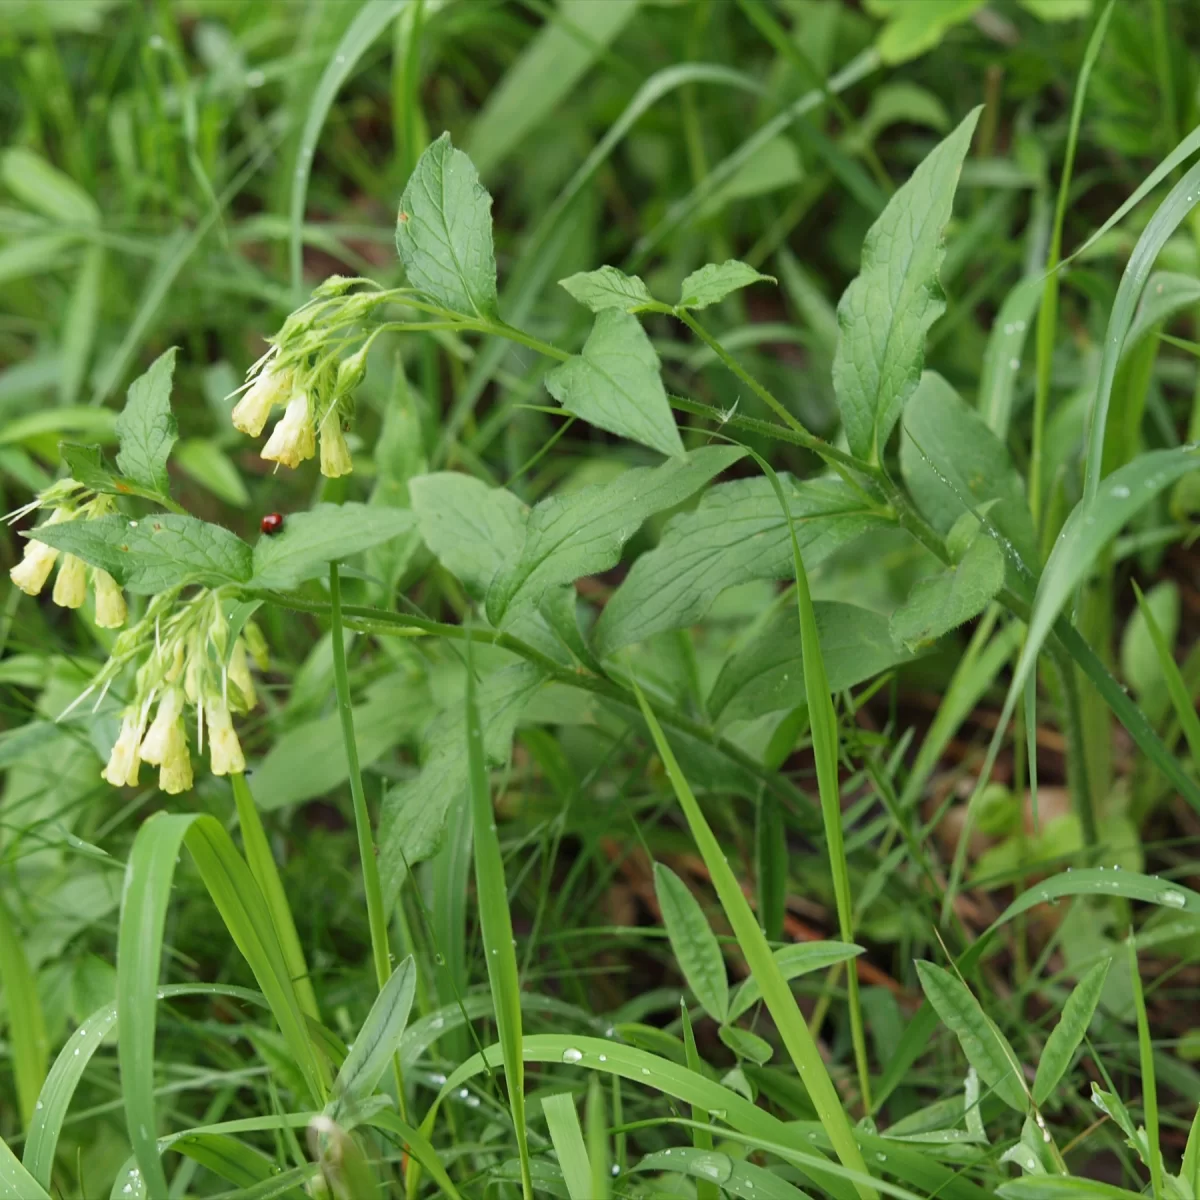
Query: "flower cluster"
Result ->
[[6, 480, 127, 628], [229, 280, 376, 479], [87, 588, 265, 794]]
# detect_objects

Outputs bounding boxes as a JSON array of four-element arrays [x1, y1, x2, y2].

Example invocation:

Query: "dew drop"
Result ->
[[611, 1164, 620, 1177], [1111, 484, 1130, 499], [876, 1153, 888, 1163], [562, 1047, 583, 1064], [1009, 357, 1020, 370], [1160, 889, 1187, 909], [598, 1054, 607, 1062]]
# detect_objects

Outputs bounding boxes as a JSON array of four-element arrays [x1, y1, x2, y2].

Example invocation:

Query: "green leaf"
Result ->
[[250, 503, 414, 590], [328, 956, 416, 1128], [890, 534, 1005, 651], [30, 513, 252, 594], [174, 439, 251, 508], [979, 275, 1041, 439], [915, 961, 1027, 1113], [0, 900, 48, 1131], [396, 132, 498, 319], [1130, 581, 1200, 766], [832, 109, 979, 462], [57, 443, 121, 495], [677, 260, 776, 310], [545, 309, 684, 459], [634, 1148, 813, 1199], [1032, 959, 1110, 1106], [114, 347, 178, 496], [710, 599, 914, 722], [995, 869, 1200, 925], [409, 473, 527, 601], [559, 266, 663, 314], [0, 147, 98, 226], [378, 663, 546, 903], [728, 942, 864, 1022], [1018, 0, 1091, 17], [653, 863, 729, 1023], [996, 1179, 1145, 1199], [543, 1093, 593, 1200], [900, 372, 1037, 566], [864, 0, 986, 64], [487, 446, 744, 624], [718, 1025, 774, 1065], [594, 477, 887, 657], [0, 1135, 51, 1200]]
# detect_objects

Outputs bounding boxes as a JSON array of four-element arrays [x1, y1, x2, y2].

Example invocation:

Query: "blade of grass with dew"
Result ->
[[231, 772, 319, 1020], [1029, 0, 1114, 521], [0, 1137, 49, 1200], [626, 681, 876, 1197], [681, 1004, 718, 1200], [466, 634, 533, 1200], [544, 1092, 593, 1200], [1127, 932, 1164, 1197], [586, 1073, 610, 1199], [1131, 580, 1200, 766], [288, 0, 407, 294], [0, 897, 48, 1132]]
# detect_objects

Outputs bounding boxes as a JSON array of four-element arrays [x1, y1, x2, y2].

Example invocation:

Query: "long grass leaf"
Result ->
[[1131, 580, 1200, 767], [544, 1093, 593, 1200], [0, 898, 48, 1131], [1127, 933, 1164, 1197], [0, 1136, 49, 1200]]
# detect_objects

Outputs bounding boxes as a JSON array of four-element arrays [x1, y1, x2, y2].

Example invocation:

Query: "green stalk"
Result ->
[[230, 772, 319, 1020], [328, 561, 407, 1117]]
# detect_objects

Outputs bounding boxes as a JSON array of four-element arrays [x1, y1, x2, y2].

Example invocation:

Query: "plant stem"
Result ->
[[328, 561, 407, 1118]]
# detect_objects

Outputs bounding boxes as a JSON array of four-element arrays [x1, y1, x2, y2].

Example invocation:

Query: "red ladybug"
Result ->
[[260, 513, 285, 535]]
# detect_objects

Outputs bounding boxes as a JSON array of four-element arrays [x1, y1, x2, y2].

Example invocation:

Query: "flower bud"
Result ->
[[10, 539, 59, 596], [92, 569, 127, 629], [319, 420, 353, 478], [206, 701, 245, 776], [228, 638, 257, 710], [232, 364, 292, 437], [102, 709, 144, 788], [52, 553, 87, 609], [261, 392, 315, 469], [140, 688, 186, 766]]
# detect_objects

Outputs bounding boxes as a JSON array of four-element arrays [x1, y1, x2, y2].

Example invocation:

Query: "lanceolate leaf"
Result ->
[[30, 512, 252, 594], [654, 863, 729, 1023], [915, 961, 1028, 1113], [559, 266, 663, 313], [832, 109, 980, 463], [545, 309, 684, 458], [710, 600, 914, 722], [487, 445, 743, 623], [114, 347, 178, 496], [249, 503, 414, 590], [593, 476, 887, 657], [396, 132, 498, 319], [677, 260, 775, 310], [890, 534, 1005, 651], [1032, 959, 1110, 1106]]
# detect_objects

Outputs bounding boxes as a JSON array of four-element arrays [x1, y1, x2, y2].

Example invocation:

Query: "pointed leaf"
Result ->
[[915, 961, 1027, 1113], [654, 863, 729, 1023], [559, 266, 663, 313], [728, 942, 863, 1021], [545, 309, 684, 458], [396, 132, 498, 318], [718, 1025, 774, 1065], [833, 109, 979, 462], [677, 260, 776, 310], [114, 347, 178, 496], [1032, 959, 1110, 1106]]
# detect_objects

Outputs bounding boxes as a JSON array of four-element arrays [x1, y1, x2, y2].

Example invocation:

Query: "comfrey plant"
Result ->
[[5, 116, 1200, 1199]]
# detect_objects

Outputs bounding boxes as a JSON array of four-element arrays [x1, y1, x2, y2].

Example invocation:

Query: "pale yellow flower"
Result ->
[[52, 553, 87, 609], [261, 392, 315, 469], [92, 569, 127, 629]]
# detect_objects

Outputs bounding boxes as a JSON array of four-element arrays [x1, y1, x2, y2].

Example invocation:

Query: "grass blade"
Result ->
[[1131, 580, 1200, 767], [586, 1074, 610, 1200], [0, 1136, 49, 1200], [1127, 933, 1164, 1198], [628, 681, 876, 1197], [654, 863, 729, 1023], [995, 869, 1200, 924], [544, 1092, 593, 1200], [0, 898, 48, 1132], [466, 634, 533, 1199]]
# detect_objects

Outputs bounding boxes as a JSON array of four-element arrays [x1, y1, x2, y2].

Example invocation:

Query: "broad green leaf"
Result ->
[[465, 0, 640, 177], [1121, 580, 1179, 698], [729, 942, 864, 1021], [249, 502, 414, 589], [0, 900, 48, 1130], [718, 1025, 774, 1065], [487, 446, 743, 623], [593, 477, 887, 657], [0, 406, 115, 447], [853, 82, 950, 150], [832, 109, 979, 462], [545, 310, 684, 459], [252, 675, 429, 811], [409, 473, 527, 600], [396, 132, 498, 319], [57, 443, 121, 495], [890, 535, 1005, 651], [378, 663, 546, 903], [654, 863, 729, 1023], [328, 957, 416, 1128], [559, 266, 662, 314], [114, 347, 178, 496], [543, 1093, 592, 1200], [1032, 959, 1111, 1106], [0, 147, 98, 226], [30, 512, 252, 594], [900, 372, 1037, 566], [864, 0, 985, 64], [710, 600, 914, 723], [915, 961, 1027, 1113], [174, 439, 250, 508], [1003, 447, 1200, 729], [678, 260, 776, 310]]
